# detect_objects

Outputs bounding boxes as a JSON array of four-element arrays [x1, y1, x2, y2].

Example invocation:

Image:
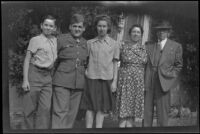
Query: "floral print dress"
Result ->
[[115, 41, 147, 120]]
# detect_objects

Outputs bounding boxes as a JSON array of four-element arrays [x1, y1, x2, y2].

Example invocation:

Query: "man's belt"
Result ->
[[31, 63, 52, 71]]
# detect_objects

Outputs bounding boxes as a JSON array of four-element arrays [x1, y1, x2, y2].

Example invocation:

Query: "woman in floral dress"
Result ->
[[115, 24, 147, 127]]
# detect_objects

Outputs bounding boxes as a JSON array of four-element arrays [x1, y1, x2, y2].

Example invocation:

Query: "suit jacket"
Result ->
[[144, 39, 183, 92]]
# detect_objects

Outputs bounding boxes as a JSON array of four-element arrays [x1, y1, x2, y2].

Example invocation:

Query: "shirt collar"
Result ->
[[40, 33, 55, 40], [93, 35, 110, 45], [159, 38, 167, 45]]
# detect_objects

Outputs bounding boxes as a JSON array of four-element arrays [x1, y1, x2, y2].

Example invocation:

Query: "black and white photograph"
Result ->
[[2, 1, 199, 133]]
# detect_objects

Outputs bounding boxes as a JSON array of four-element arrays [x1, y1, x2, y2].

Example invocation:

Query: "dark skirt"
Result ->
[[80, 78, 114, 113]]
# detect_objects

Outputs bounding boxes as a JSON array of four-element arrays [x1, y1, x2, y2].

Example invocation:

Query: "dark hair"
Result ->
[[128, 24, 144, 36], [41, 15, 56, 25], [94, 15, 112, 34]]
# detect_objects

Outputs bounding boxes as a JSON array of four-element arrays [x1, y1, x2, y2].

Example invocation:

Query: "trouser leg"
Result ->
[[155, 76, 170, 127], [52, 86, 70, 129], [23, 87, 40, 129], [52, 86, 82, 129], [143, 89, 154, 127], [35, 86, 52, 129], [65, 90, 82, 128]]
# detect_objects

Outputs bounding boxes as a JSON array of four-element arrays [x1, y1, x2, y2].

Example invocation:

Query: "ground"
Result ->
[[8, 85, 198, 129], [10, 111, 197, 129]]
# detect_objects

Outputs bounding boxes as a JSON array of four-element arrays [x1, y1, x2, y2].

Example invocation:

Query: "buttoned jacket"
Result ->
[[144, 39, 183, 92], [53, 33, 88, 89]]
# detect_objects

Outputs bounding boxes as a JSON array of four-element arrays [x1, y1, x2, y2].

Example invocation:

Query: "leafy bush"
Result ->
[[8, 8, 40, 96]]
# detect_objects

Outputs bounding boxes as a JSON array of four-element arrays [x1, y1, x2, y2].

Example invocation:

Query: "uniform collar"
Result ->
[[67, 33, 84, 43]]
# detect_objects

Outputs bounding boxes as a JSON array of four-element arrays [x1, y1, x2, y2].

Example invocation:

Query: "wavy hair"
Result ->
[[94, 14, 112, 34]]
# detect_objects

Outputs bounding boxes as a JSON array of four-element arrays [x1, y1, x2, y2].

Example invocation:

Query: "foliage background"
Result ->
[[4, 2, 199, 113]]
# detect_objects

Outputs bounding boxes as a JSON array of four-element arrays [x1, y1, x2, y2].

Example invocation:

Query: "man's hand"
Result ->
[[22, 80, 30, 92]]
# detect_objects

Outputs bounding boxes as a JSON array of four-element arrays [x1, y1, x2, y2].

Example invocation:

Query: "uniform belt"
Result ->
[[58, 58, 86, 67]]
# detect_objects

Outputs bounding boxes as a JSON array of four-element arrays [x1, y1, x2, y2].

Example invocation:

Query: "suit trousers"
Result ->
[[51, 86, 82, 129], [23, 86, 52, 129], [144, 71, 170, 127]]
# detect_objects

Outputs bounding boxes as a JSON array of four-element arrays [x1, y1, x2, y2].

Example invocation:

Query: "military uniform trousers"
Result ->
[[51, 86, 82, 129], [23, 64, 52, 129], [144, 68, 170, 127]]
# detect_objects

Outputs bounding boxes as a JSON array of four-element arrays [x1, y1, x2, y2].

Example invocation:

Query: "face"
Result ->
[[69, 22, 85, 38], [156, 29, 169, 41], [97, 20, 109, 37], [41, 19, 56, 36], [130, 27, 142, 42]]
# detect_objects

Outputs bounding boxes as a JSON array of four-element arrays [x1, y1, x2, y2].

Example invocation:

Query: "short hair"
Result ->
[[70, 13, 85, 26], [41, 15, 56, 25], [94, 15, 112, 34], [128, 24, 144, 36]]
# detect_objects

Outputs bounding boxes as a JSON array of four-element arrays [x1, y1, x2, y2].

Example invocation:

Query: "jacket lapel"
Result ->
[[159, 39, 171, 65]]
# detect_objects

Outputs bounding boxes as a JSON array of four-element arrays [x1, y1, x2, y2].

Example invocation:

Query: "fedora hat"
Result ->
[[153, 20, 172, 29]]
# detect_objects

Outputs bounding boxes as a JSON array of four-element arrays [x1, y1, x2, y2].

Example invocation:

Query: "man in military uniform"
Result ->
[[52, 14, 88, 129]]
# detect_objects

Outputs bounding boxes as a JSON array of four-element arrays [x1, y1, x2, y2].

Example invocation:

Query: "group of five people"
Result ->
[[22, 13, 183, 129]]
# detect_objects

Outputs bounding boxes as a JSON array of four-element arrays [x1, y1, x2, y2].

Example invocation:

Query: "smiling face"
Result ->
[[130, 27, 142, 43], [156, 29, 170, 41], [69, 22, 85, 38], [97, 20, 109, 37], [40, 19, 56, 36]]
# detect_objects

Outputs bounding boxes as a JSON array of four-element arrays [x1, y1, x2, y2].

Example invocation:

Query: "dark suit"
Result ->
[[144, 39, 183, 126]]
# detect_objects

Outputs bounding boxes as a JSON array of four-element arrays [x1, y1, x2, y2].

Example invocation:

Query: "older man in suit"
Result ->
[[144, 20, 183, 126]]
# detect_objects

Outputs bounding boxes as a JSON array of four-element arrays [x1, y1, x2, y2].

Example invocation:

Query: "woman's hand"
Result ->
[[111, 80, 117, 93], [22, 80, 30, 92]]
